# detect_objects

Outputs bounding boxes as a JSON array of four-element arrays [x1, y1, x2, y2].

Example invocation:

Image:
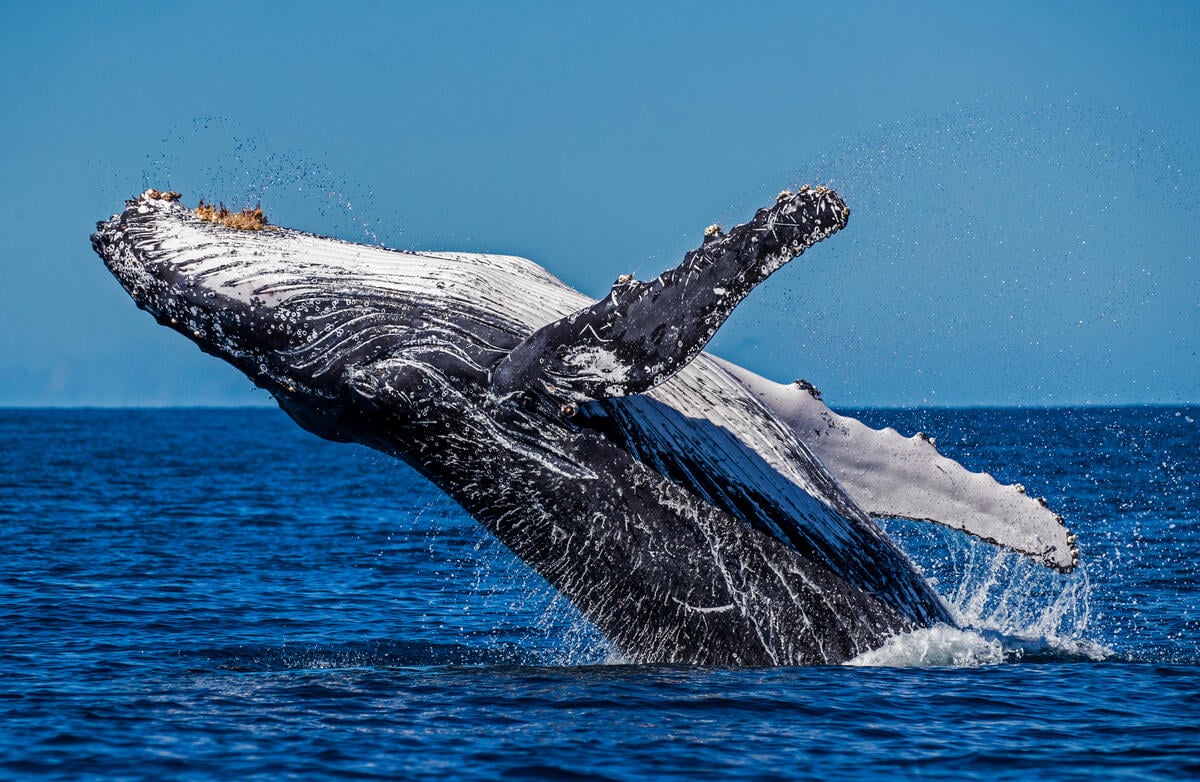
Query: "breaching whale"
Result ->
[[92, 187, 1077, 665]]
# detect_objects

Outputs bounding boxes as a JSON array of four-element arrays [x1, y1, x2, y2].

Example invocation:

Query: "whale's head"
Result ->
[[92, 190, 584, 410], [93, 190, 351, 402]]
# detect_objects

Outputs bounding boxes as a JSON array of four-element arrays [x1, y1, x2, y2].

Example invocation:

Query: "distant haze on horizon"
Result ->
[[1, 1, 1196, 408]]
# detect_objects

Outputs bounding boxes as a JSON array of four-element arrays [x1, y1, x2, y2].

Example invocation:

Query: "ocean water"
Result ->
[[1, 406, 1197, 779]]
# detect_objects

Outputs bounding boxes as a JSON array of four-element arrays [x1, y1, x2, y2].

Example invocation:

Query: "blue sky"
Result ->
[[1, 1, 1196, 407]]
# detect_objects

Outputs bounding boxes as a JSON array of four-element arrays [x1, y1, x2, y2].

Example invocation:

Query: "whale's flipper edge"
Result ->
[[490, 187, 850, 409], [712, 357, 1080, 572]]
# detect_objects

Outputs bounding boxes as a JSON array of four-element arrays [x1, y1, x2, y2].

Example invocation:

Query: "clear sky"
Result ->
[[1, 1, 1196, 407]]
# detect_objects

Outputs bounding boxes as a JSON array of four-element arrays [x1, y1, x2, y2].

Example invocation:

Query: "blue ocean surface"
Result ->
[[2, 406, 1198, 780]]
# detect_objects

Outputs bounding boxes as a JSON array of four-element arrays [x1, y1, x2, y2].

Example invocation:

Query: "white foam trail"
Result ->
[[846, 623, 1112, 668], [846, 624, 1005, 667]]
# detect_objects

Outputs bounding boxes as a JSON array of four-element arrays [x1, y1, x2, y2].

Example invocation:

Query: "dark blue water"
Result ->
[[2, 406, 1198, 779]]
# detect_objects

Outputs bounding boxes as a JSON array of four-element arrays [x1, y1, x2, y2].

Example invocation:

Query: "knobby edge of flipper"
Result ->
[[489, 186, 850, 413], [713, 357, 1080, 572]]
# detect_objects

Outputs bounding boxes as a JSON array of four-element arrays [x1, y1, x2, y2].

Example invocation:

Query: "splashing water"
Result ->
[[849, 520, 1111, 667], [403, 479, 612, 667]]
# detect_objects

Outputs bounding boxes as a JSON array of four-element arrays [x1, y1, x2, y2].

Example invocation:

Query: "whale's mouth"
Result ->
[[89, 188, 569, 404]]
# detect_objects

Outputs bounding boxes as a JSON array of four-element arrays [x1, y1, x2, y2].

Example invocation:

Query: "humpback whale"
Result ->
[[92, 187, 1077, 665]]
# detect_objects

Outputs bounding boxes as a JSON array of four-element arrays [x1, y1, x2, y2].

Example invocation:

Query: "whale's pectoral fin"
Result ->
[[713, 357, 1080, 572], [489, 187, 850, 407]]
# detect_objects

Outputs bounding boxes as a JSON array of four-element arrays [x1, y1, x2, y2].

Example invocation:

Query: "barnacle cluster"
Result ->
[[194, 199, 274, 231], [145, 189, 182, 202]]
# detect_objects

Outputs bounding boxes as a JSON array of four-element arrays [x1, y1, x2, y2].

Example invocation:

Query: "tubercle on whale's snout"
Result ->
[[144, 188, 182, 202], [194, 199, 275, 231]]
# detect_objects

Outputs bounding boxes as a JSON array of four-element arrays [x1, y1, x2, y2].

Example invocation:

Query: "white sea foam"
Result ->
[[846, 623, 1111, 668], [847, 624, 1005, 667], [849, 522, 1114, 667]]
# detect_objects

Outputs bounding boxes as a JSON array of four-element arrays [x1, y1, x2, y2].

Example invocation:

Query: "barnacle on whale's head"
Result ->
[[194, 198, 274, 231]]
